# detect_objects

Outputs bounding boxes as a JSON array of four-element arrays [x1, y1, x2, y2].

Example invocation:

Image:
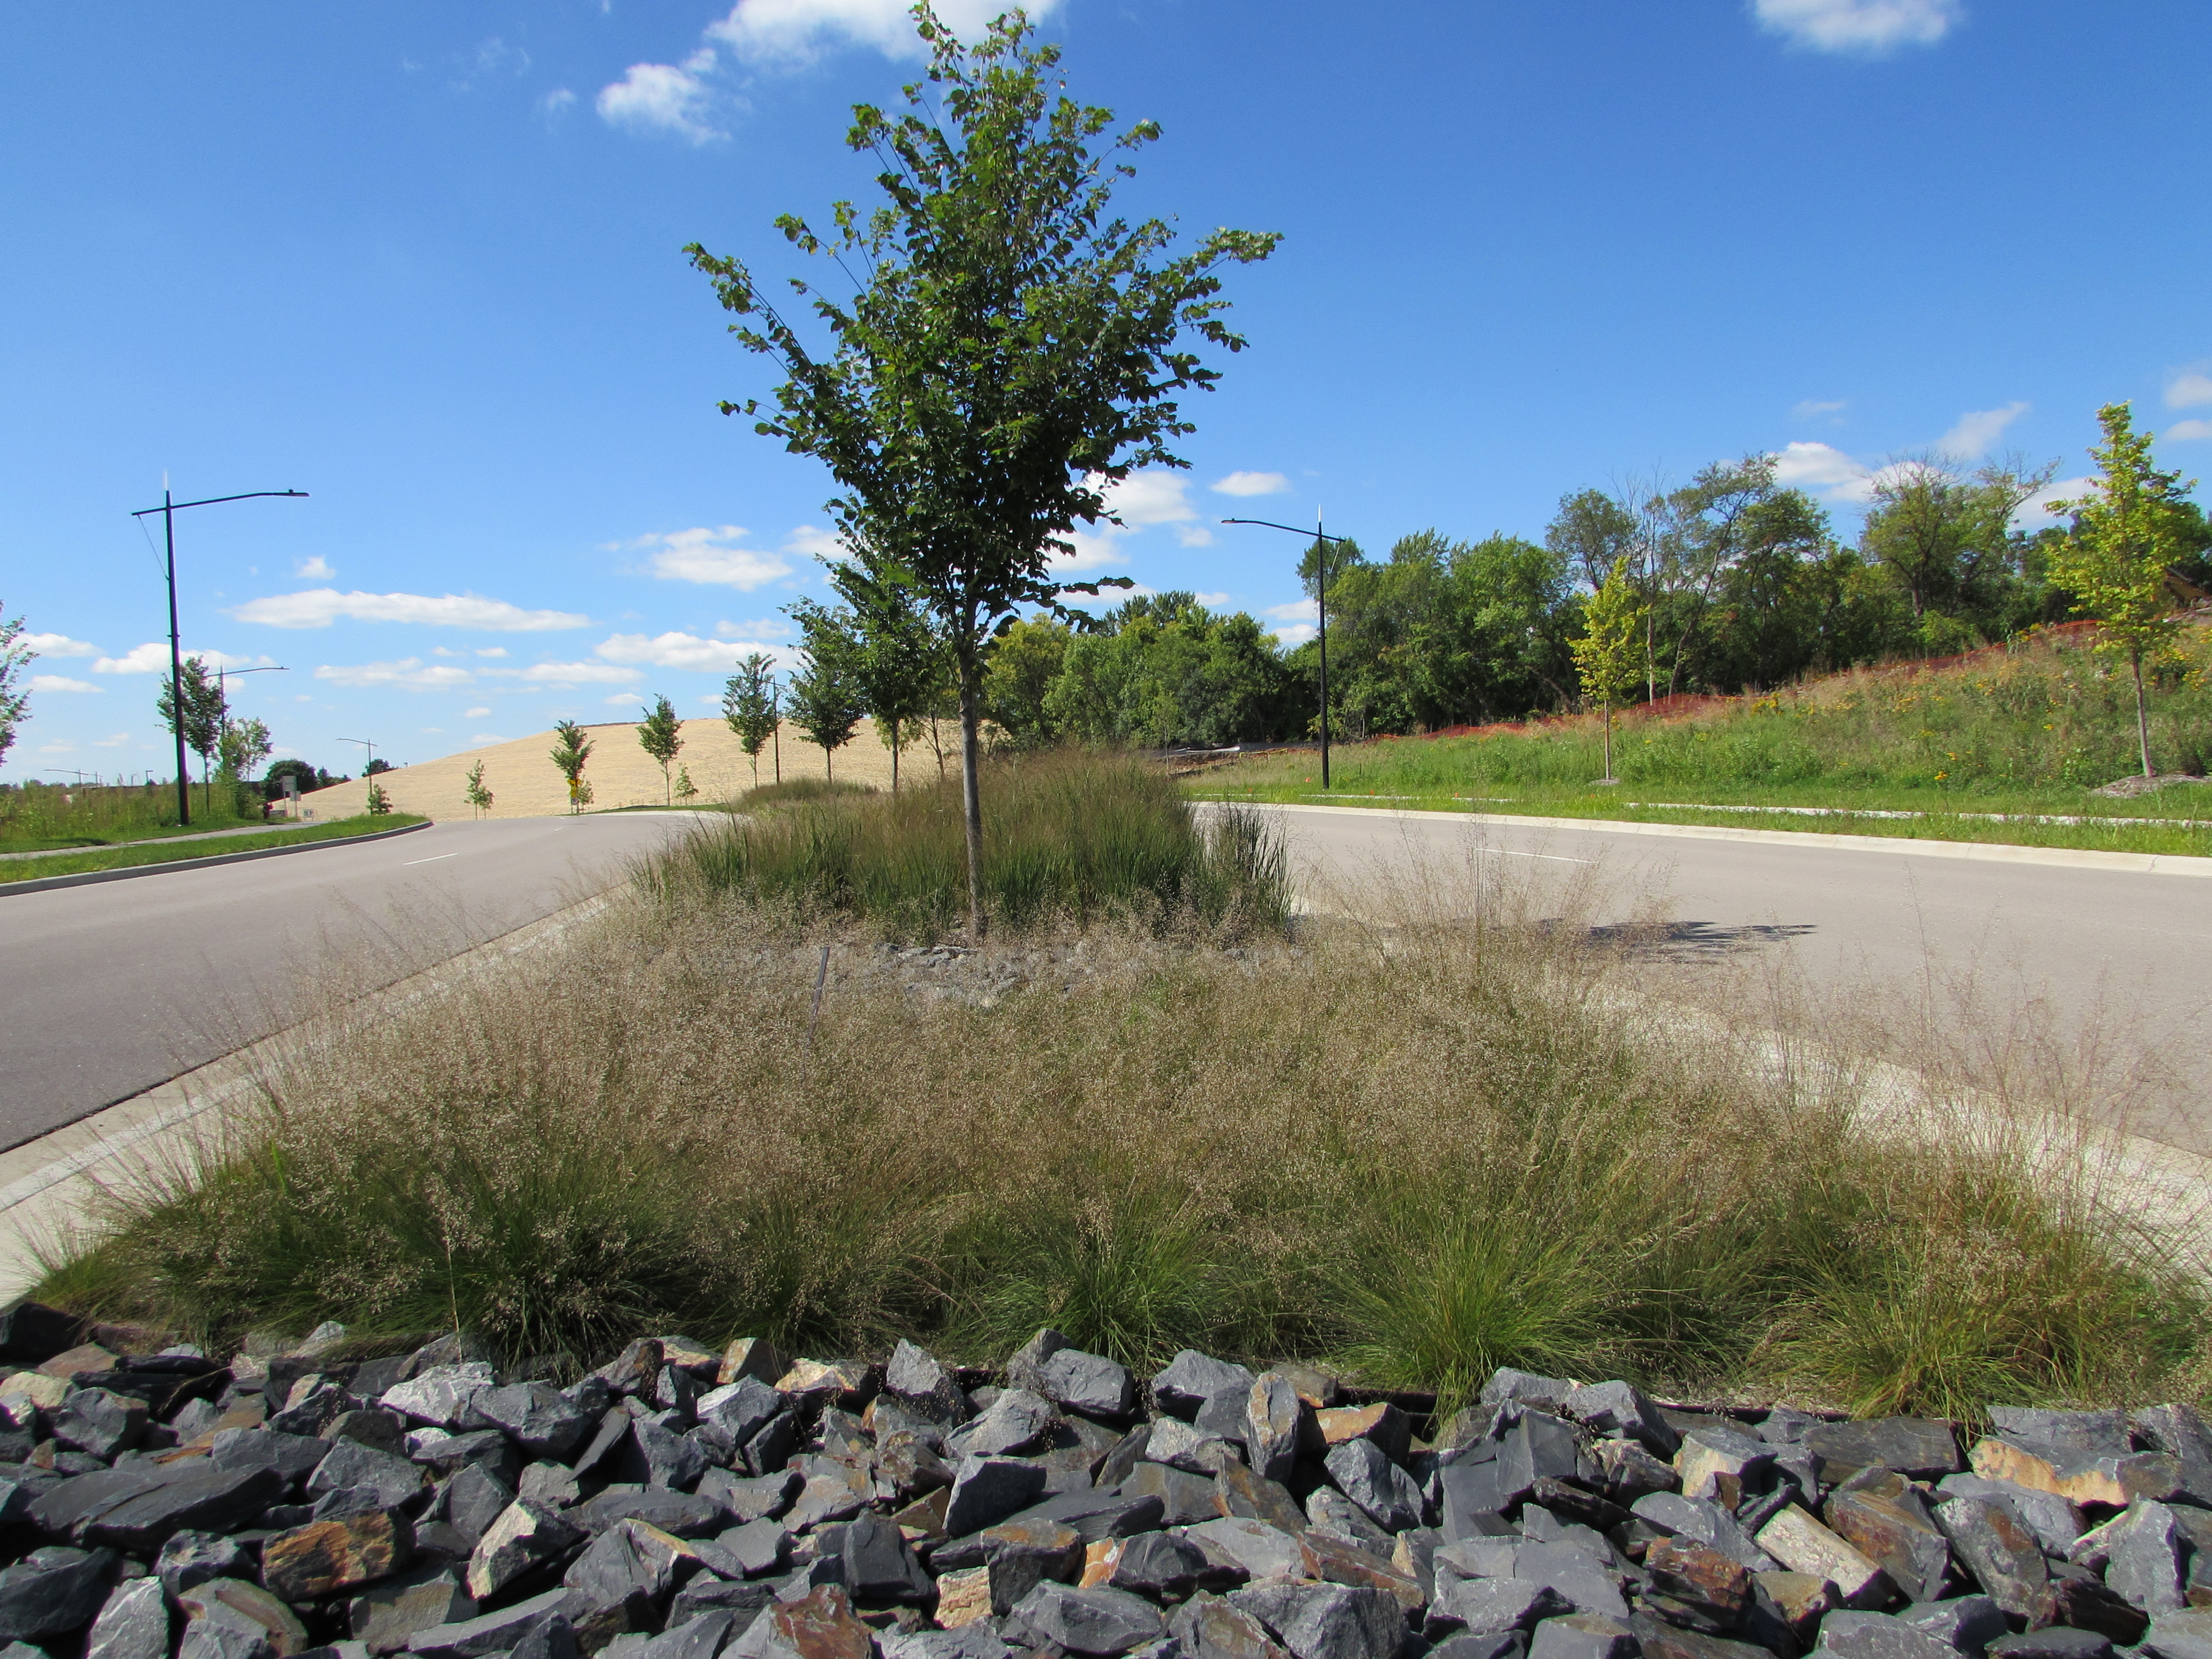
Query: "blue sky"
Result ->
[[4, 0, 2208, 781]]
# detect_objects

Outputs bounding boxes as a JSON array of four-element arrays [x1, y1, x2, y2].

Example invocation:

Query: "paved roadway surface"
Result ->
[[0, 815, 705, 1154], [1260, 804, 2212, 1152]]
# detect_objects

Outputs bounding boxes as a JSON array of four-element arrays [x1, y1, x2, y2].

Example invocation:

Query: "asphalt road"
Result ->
[[0, 814, 706, 1153], [1260, 804, 2212, 1152]]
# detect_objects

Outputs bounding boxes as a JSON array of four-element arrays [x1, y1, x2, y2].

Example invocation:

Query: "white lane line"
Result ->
[[1485, 848, 1593, 864], [403, 853, 458, 865]]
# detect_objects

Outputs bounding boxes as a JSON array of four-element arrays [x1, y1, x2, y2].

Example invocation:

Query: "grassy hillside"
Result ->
[[1203, 622, 2212, 852]]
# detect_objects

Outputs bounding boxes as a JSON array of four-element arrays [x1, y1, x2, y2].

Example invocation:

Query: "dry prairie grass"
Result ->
[[33, 770, 2210, 1419]]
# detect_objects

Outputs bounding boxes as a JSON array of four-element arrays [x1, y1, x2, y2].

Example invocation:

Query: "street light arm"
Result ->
[[1220, 517, 1354, 542], [130, 490, 308, 518]]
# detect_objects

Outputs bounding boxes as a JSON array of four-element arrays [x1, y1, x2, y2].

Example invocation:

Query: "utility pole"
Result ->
[[1223, 513, 1355, 790], [131, 486, 307, 826], [337, 737, 377, 776]]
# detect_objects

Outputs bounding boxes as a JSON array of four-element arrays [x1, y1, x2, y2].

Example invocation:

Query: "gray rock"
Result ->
[[518, 1464, 583, 1509], [881, 1627, 1013, 1659], [1006, 1332, 1073, 1399], [1152, 1354, 1256, 1422], [380, 1368, 496, 1432], [1478, 1373, 1574, 1415], [781, 1457, 871, 1531], [508, 1611, 578, 1659], [709, 1521, 789, 1578], [943, 1456, 1050, 1537], [1525, 1616, 1634, 1659], [176, 1579, 309, 1658], [1494, 1416, 1582, 1508], [1587, 1442, 1676, 1504], [1932, 1475, 2083, 1557], [634, 1418, 707, 1493], [404, 1587, 575, 1659], [1244, 1376, 1308, 1486], [840, 1513, 931, 1605], [1439, 1460, 1512, 1543], [1229, 1582, 1405, 1659], [576, 1489, 724, 1537], [2143, 1611, 2212, 1659], [1433, 1579, 1568, 1635], [348, 1566, 478, 1654], [439, 1467, 514, 1550], [84, 1575, 170, 1659], [1186, 1517, 1306, 1583], [1144, 1420, 1241, 1476], [1987, 1409, 2132, 1458], [1984, 1632, 2114, 1659], [312, 1443, 427, 1510], [1817, 1611, 1961, 1659], [1121, 1460, 1220, 1527], [1803, 1420, 1960, 1482], [665, 1578, 775, 1629], [160, 1533, 255, 1599], [213, 1429, 331, 1485], [697, 1469, 796, 1525], [641, 1613, 738, 1659], [2133, 1406, 2212, 1465], [1171, 1594, 1291, 1659], [2097, 1501, 2185, 1616], [1323, 1441, 1422, 1535], [462, 1386, 594, 1464], [1040, 1351, 1135, 1421], [464, 1500, 586, 1601], [959, 1391, 1055, 1459], [1428, 1636, 1526, 1659], [180, 1624, 278, 1659], [1196, 1389, 1255, 1449], [1826, 1474, 1952, 1604], [53, 1391, 147, 1461], [1013, 1488, 1170, 1543], [1932, 1498, 2050, 1625], [271, 1383, 355, 1439], [1306, 1488, 1392, 1553], [1511, 1543, 1626, 1621], [1108, 1532, 1209, 1599], [884, 1343, 971, 1427], [327, 1411, 410, 1458], [1629, 1494, 1776, 1572], [562, 1518, 691, 1636], [695, 1381, 784, 1466], [1559, 1384, 1677, 1458], [1006, 1582, 1167, 1656], [1896, 1595, 2008, 1657]]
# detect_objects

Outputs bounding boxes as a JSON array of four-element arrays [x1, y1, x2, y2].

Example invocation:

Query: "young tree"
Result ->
[[2047, 404, 2199, 778], [0, 605, 32, 769], [827, 562, 945, 793], [464, 759, 494, 818], [218, 717, 273, 781], [723, 654, 781, 789], [673, 764, 699, 802], [637, 693, 684, 804], [1571, 557, 1647, 784], [690, 6, 1276, 937], [156, 654, 227, 811], [364, 780, 393, 816], [550, 719, 594, 813], [785, 607, 868, 781]]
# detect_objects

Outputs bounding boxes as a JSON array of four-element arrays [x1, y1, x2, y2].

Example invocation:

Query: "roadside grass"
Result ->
[[32, 791, 2206, 1418], [0, 780, 263, 853], [1197, 627, 2212, 855], [649, 750, 1291, 941], [0, 815, 426, 885], [735, 778, 879, 810]]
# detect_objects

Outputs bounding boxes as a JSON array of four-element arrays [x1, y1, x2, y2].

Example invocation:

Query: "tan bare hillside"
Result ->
[[296, 717, 953, 820]]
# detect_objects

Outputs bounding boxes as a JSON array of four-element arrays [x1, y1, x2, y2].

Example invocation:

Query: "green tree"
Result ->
[[723, 654, 781, 789], [1546, 489, 1640, 594], [637, 693, 684, 804], [464, 759, 494, 818], [690, 6, 1276, 937], [1572, 557, 1647, 784], [673, 764, 699, 802], [264, 757, 319, 804], [1861, 453, 2056, 643], [0, 605, 32, 769], [217, 717, 273, 813], [550, 719, 594, 813], [785, 606, 868, 781], [364, 780, 393, 816], [985, 615, 1073, 748], [2047, 404, 2199, 778], [156, 655, 227, 810], [829, 562, 946, 792]]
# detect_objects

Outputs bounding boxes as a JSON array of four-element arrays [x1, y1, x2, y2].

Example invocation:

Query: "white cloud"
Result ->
[[540, 88, 577, 119], [1212, 471, 1291, 497], [593, 631, 757, 672], [91, 643, 270, 674], [2167, 368, 2212, 410], [782, 525, 843, 562], [1770, 441, 1877, 501], [92, 732, 131, 748], [596, 50, 724, 143], [465, 706, 492, 718], [29, 675, 100, 693], [1792, 399, 1847, 420], [606, 693, 642, 708], [471, 732, 508, 744], [234, 589, 587, 631], [497, 661, 643, 686], [1271, 623, 1317, 648], [715, 618, 788, 642], [2017, 476, 2098, 524], [476, 647, 509, 658], [1102, 470, 1197, 527], [36, 742, 74, 755], [634, 526, 796, 589], [2168, 420, 2212, 442], [1753, 0, 1961, 54], [1936, 401, 2029, 460], [1054, 526, 1130, 573], [21, 632, 100, 658], [1176, 526, 1216, 548], [315, 659, 479, 691], [705, 0, 1061, 64], [1194, 592, 1232, 607], [1264, 600, 1317, 624], [294, 556, 335, 580]]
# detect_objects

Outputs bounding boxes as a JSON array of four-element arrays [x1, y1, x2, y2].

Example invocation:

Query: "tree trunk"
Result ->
[[958, 655, 987, 941], [2134, 650, 2154, 778], [825, 745, 833, 784], [1602, 699, 1614, 782], [890, 717, 900, 795]]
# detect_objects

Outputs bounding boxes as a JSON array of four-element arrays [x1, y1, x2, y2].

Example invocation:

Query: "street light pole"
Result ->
[[131, 487, 307, 827], [1222, 514, 1356, 791], [337, 737, 377, 775]]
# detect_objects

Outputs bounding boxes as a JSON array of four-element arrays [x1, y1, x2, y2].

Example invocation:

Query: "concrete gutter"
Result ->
[[1260, 801, 2212, 878], [0, 820, 432, 899], [0, 888, 618, 1297]]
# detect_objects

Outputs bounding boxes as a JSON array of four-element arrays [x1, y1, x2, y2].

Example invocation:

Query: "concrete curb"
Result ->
[[1255, 801, 2212, 877], [0, 820, 432, 898]]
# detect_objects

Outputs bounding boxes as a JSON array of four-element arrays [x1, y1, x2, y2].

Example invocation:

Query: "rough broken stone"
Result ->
[[439, 1467, 514, 1551], [1989, 1408, 2133, 1458], [1561, 1384, 1678, 1458], [2135, 1406, 2212, 1465], [1674, 1427, 1774, 1509], [1805, 1421, 1961, 1483], [1297, 1532, 1423, 1614], [882, 1343, 970, 1427], [959, 1390, 1054, 1459], [1306, 1488, 1394, 1553], [1933, 1473, 2084, 1558], [716, 1339, 785, 1390], [1243, 1376, 1310, 1486], [1827, 1474, 1952, 1603], [1933, 1495, 2053, 1624], [1120, 1459, 1219, 1527], [1969, 1439, 2181, 1509], [1495, 1415, 1582, 1508], [53, 1390, 148, 1460], [1896, 1595, 2008, 1656], [1751, 1571, 1834, 1643], [2096, 1501, 2187, 1616], [1315, 1404, 1411, 1465], [1439, 1459, 1512, 1543], [1323, 1439, 1422, 1534], [1214, 1462, 1308, 1533], [980, 1513, 1086, 1613], [1754, 1505, 1892, 1609], [1479, 1372, 1575, 1415], [213, 1427, 330, 1483], [403, 1585, 573, 1659], [1153, 1354, 1257, 1422], [178, 1579, 310, 1658], [1525, 1614, 1636, 1659], [726, 1585, 872, 1659], [84, 1573, 173, 1659], [263, 1508, 416, 1600], [1435, 1578, 1569, 1635], [465, 1499, 586, 1601], [1172, 1594, 1291, 1659], [2143, 1611, 2212, 1659], [576, 1488, 723, 1538], [380, 1369, 495, 1432], [1004, 1581, 1166, 1656], [632, 1417, 706, 1493], [1040, 1351, 1135, 1421], [348, 1567, 477, 1655], [837, 1512, 931, 1605], [458, 1386, 593, 1464], [1186, 1516, 1306, 1582], [1142, 1417, 1240, 1475], [1815, 1610, 1960, 1659], [561, 1518, 695, 1640], [933, 1567, 994, 1630], [1984, 1631, 2114, 1659], [311, 1443, 427, 1510], [942, 1455, 1050, 1537], [1510, 1542, 1627, 1621], [1645, 1537, 1751, 1623], [1431, 1637, 1527, 1659], [1106, 1532, 1208, 1600]]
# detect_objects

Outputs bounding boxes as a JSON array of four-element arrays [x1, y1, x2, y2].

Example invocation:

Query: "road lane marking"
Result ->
[[403, 853, 458, 865]]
